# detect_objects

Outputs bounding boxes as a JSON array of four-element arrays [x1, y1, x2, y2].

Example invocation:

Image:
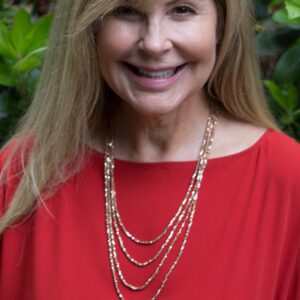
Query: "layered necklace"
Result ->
[[104, 106, 218, 300]]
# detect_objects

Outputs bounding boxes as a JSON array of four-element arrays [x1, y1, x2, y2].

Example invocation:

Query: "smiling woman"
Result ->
[[0, 0, 299, 300], [97, 0, 217, 117]]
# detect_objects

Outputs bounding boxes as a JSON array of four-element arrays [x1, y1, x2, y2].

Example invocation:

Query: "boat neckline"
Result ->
[[89, 129, 271, 166]]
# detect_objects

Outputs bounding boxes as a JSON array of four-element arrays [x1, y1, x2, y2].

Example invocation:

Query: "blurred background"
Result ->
[[0, 0, 299, 144]]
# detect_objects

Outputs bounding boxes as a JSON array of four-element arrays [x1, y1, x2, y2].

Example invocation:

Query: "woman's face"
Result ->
[[97, 0, 218, 117]]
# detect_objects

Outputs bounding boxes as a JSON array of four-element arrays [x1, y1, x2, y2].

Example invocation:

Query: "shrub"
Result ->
[[255, 0, 300, 140], [0, 5, 52, 143]]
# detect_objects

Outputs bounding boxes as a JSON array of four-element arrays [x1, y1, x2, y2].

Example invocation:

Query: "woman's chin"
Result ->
[[118, 92, 187, 118], [128, 101, 183, 119]]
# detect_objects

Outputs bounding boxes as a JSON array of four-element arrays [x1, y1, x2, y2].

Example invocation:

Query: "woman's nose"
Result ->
[[138, 20, 172, 57]]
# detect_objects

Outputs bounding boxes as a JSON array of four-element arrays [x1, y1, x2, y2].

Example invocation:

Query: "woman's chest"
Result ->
[[1, 184, 297, 300]]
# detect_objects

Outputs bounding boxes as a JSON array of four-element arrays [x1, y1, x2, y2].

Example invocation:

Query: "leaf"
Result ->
[[280, 113, 294, 125], [274, 44, 300, 83], [293, 109, 300, 119], [0, 63, 14, 87], [273, 9, 300, 28], [0, 21, 18, 59], [264, 80, 288, 110], [290, 0, 300, 5], [283, 83, 298, 111], [12, 47, 47, 74], [22, 14, 52, 56], [11, 9, 32, 55], [285, 0, 300, 19], [12, 56, 42, 74]]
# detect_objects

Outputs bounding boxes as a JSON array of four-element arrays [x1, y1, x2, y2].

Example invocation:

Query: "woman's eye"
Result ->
[[111, 5, 143, 20], [172, 5, 196, 16]]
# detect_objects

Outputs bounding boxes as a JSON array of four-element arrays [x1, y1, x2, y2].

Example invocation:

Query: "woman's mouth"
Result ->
[[123, 62, 188, 90], [125, 63, 187, 79]]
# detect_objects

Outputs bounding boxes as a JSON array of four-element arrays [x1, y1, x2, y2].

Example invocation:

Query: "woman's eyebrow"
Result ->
[[166, 0, 204, 5], [166, 0, 185, 5]]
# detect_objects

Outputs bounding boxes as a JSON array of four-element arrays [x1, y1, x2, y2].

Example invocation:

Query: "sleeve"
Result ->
[[266, 131, 300, 299]]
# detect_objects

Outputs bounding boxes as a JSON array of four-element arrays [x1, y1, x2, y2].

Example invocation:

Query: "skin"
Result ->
[[96, 0, 266, 162]]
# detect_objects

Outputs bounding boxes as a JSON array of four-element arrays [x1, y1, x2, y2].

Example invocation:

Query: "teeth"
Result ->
[[137, 68, 176, 78]]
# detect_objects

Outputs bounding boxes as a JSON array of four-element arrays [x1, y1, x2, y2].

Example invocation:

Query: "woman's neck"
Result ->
[[112, 94, 211, 162]]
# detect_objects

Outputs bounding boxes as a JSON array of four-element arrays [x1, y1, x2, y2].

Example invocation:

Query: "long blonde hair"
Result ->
[[0, 0, 277, 234]]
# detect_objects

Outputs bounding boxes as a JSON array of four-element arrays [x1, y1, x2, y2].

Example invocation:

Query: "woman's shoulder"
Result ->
[[0, 137, 33, 210], [263, 128, 299, 154], [213, 114, 299, 178], [236, 128, 300, 180], [0, 135, 33, 160], [260, 129, 300, 173], [248, 129, 300, 200], [217, 112, 298, 157], [2, 131, 36, 159]]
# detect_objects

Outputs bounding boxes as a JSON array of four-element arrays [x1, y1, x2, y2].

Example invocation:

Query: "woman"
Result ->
[[0, 0, 299, 299]]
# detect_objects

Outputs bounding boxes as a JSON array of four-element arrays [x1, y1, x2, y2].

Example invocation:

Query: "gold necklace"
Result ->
[[104, 107, 218, 300]]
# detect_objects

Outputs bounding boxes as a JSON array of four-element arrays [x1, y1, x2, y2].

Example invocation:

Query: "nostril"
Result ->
[[138, 31, 172, 56]]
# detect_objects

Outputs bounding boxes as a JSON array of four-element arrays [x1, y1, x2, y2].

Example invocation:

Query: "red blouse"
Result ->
[[0, 129, 299, 300]]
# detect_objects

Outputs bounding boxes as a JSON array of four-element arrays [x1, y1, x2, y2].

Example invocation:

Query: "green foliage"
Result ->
[[256, 0, 300, 140], [0, 6, 52, 143]]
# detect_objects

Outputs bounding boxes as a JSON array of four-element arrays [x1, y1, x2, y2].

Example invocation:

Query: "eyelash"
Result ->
[[111, 5, 143, 20], [172, 5, 196, 16], [111, 4, 197, 21]]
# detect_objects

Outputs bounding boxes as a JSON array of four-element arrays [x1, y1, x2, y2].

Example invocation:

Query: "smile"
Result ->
[[125, 63, 187, 79], [138, 68, 176, 79], [123, 62, 188, 90]]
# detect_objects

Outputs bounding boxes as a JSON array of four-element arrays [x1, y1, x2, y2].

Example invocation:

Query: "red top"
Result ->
[[0, 129, 299, 300]]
